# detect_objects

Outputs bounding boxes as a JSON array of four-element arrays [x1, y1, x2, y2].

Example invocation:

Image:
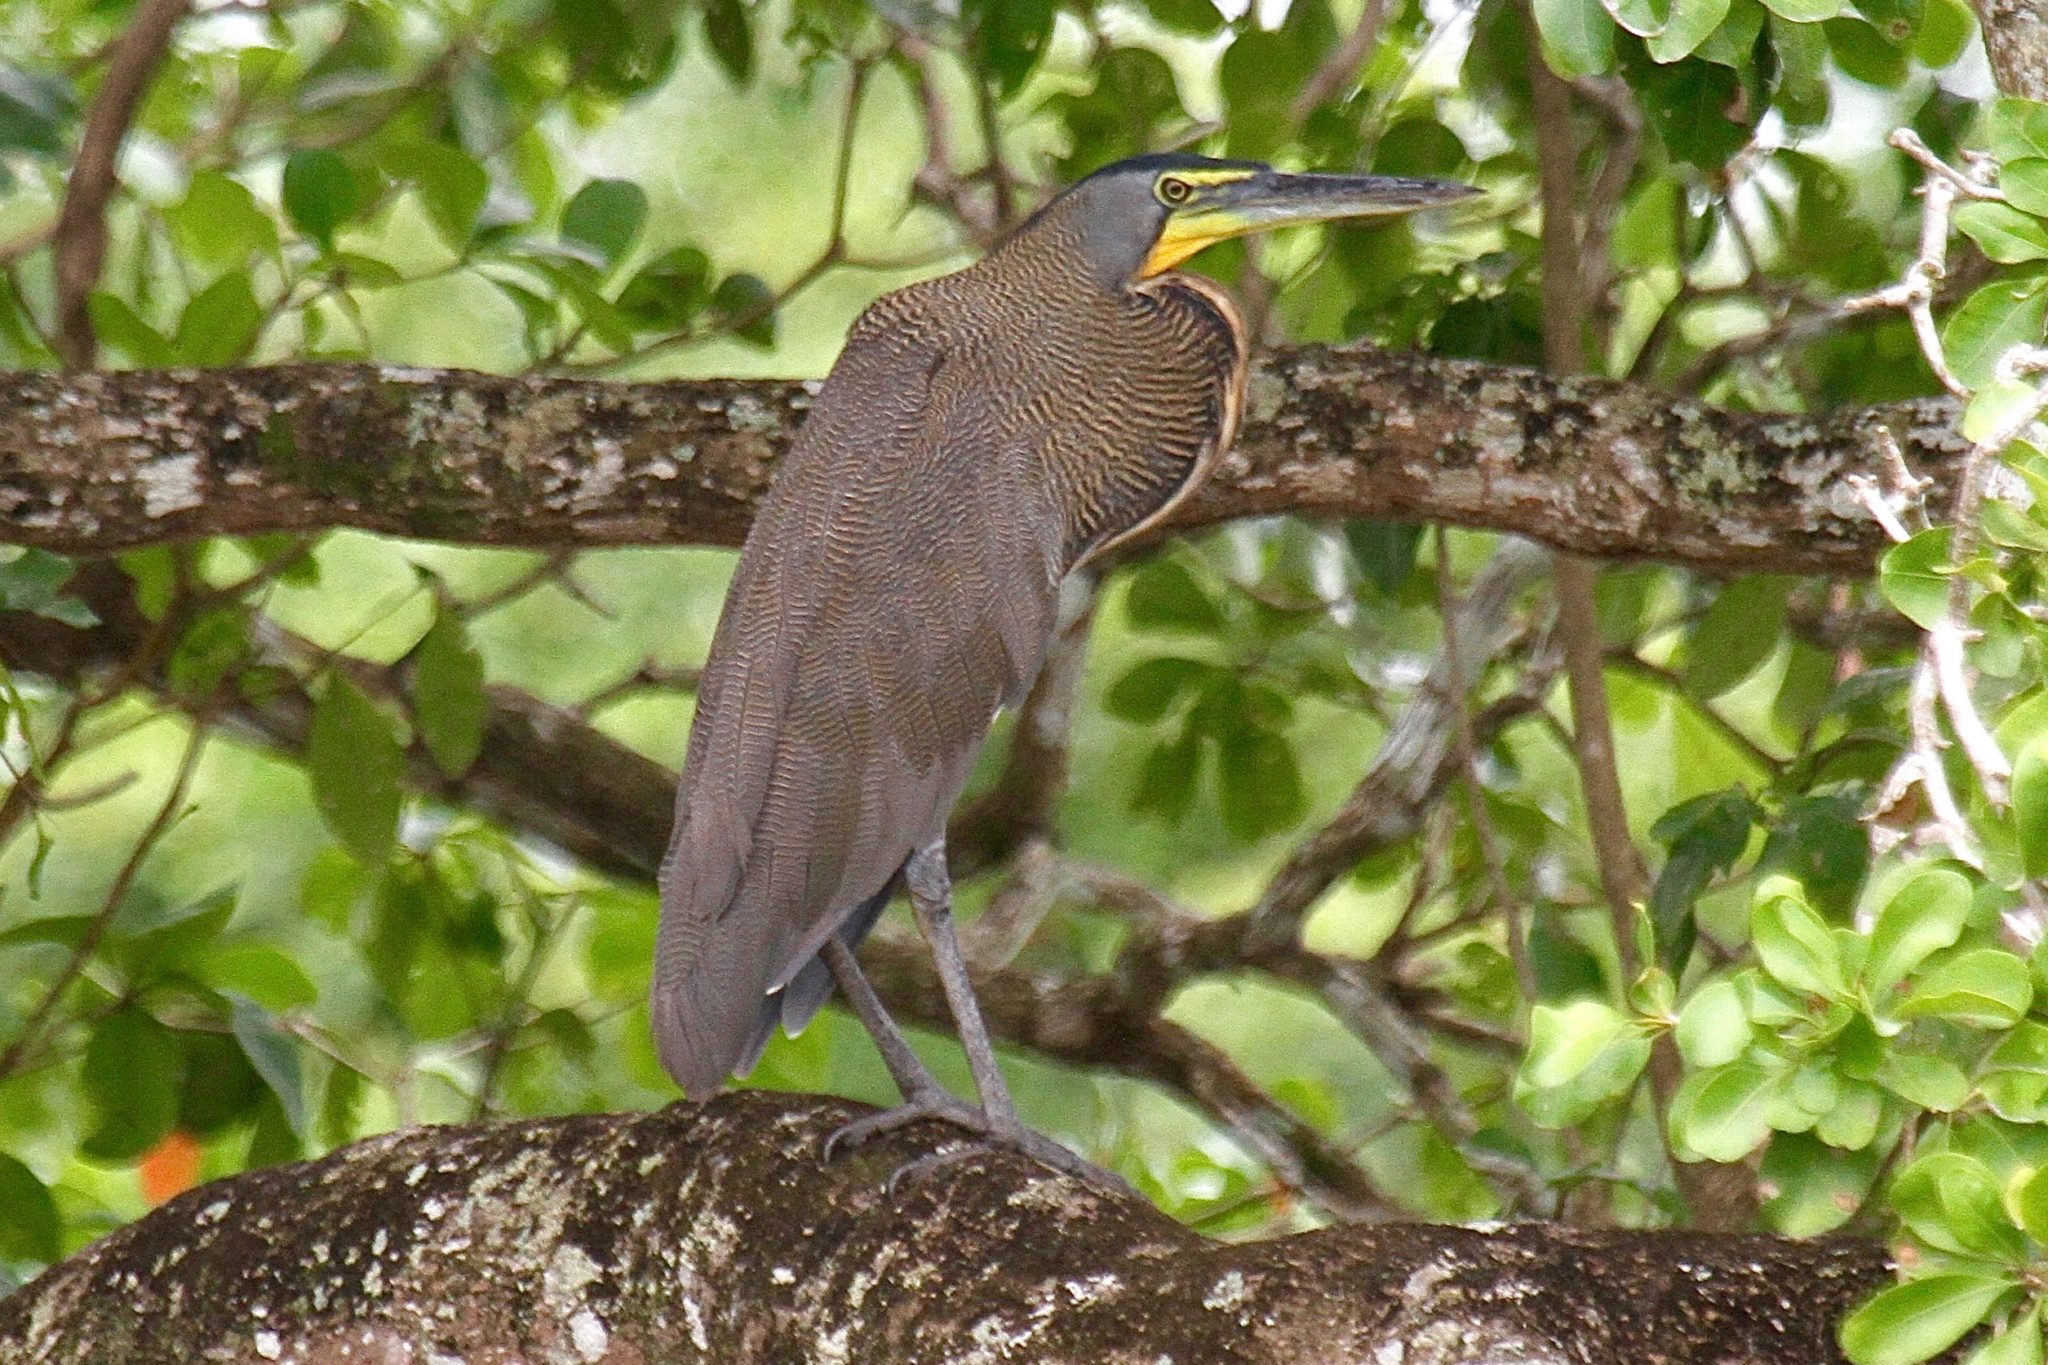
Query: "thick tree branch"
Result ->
[[0, 355, 1964, 573], [0, 1093, 1893, 1364], [1973, 0, 2048, 104]]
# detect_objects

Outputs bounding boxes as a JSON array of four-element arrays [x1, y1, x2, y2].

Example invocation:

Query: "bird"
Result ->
[[651, 152, 1477, 1178]]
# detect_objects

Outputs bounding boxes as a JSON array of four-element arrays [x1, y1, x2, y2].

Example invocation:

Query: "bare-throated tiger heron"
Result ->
[[653, 153, 1476, 1179]]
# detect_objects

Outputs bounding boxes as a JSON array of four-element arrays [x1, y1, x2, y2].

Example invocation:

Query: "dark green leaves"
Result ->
[[617, 246, 712, 330], [307, 677, 405, 866], [1650, 788, 1758, 970], [81, 1010, 182, 1163], [1125, 558, 1226, 634], [412, 608, 487, 778], [561, 179, 650, 268], [381, 140, 489, 246], [1685, 576, 1790, 698], [0, 549, 96, 627], [1217, 725, 1306, 842], [702, 0, 755, 84], [0, 1155, 60, 1264], [281, 149, 365, 249]]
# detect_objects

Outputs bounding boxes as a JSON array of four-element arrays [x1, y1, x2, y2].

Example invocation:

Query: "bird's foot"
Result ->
[[823, 1093, 1128, 1194]]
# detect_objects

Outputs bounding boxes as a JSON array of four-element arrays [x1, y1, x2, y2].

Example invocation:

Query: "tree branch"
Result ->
[[48, 0, 191, 370], [0, 356, 1966, 574], [0, 1092, 1894, 1364]]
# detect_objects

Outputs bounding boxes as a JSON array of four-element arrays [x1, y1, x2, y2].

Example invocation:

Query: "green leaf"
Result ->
[[380, 139, 488, 246], [1913, 0, 1974, 65], [281, 148, 363, 248], [1752, 880, 1849, 999], [1814, 1078, 1883, 1149], [1840, 1276, 2015, 1365], [1647, 0, 1733, 60], [1991, 98, 2048, 164], [87, 292, 173, 367], [1902, 949, 2035, 1029], [1635, 58, 1748, 169], [1344, 522, 1425, 597], [1892, 1152, 2028, 1261], [1675, 978, 1751, 1067], [1514, 999, 1654, 1126], [1535, 0, 1617, 73], [1956, 203, 2048, 265], [2003, 160, 2048, 219], [229, 996, 307, 1140], [1760, 0, 1842, 18], [2013, 735, 2048, 881], [1880, 529, 1953, 631], [1103, 656, 1212, 723], [1671, 1057, 1781, 1161], [1686, 576, 1790, 698], [0, 548, 97, 627], [0, 60, 75, 157], [1216, 726, 1305, 842], [1132, 724, 1202, 823], [702, 0, 754, 83], [560, 178, 649, 268], [1943, 275, 2048, 391], [0, 1155, 59, 1263], [1876, 1051, 1972, 1112], [1646, 789, 1761, 970], [81, 1009, 182, 1163], [1865, 867, 1972, 996], [166, 171, 279, 267], [1966, 1306, 2044, 1365], [201, 942, 318, 1012], [616, 245, 712, 331], [307, 677, 404, 866], [412, 608, 486, 777], [174, 273, 263, 367], [2007, 1165, 2048, 1245], [1126, 558, 1225, 634], [1146, 0, 1227, 34]]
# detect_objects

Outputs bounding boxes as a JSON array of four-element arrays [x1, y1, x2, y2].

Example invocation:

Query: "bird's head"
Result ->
[[1037, 152, 1479, 288]]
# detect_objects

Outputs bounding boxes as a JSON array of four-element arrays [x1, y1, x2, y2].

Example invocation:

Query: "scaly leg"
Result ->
[[821, 843, 1122, 1190]]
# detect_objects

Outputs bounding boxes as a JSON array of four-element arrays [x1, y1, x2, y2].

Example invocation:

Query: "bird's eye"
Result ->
[[1157, 176, 1193, 205]]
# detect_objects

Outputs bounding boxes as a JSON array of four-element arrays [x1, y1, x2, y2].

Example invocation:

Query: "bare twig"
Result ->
[[0, 721, 207, 1082], [1289, 0, 1392, 125], [48, 0, 191, 369]]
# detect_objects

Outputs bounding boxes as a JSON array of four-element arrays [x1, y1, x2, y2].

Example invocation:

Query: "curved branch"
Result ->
[[0, 1093, 1890, 1364], [0, 353, 1964, 573]]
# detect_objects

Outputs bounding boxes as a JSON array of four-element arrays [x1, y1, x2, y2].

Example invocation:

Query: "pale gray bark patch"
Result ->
[[0, 354, 1963, 573], [0, 1093, 1892, 1365]]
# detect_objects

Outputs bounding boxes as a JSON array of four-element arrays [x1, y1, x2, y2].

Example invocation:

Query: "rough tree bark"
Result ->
[[0, 1092, 1893, 1365], [0, 351, 1963, 573]]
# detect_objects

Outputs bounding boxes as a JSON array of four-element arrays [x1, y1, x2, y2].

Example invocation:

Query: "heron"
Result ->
[[652, 152, 1477, 1179]]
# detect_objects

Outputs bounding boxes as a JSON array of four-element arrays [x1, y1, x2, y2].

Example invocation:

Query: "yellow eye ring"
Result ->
[[1157, 176, 1193, 205]]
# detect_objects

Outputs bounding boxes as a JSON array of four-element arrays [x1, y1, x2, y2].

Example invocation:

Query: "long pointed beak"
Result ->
[[1219, 171, 1482, 228], [1143, 171, 1480, 276]]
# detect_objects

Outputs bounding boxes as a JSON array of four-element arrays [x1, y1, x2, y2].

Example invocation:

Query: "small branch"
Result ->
[[0, 721, 205, 1082], [48, 0, 191, 370], [1247, 540, 1553, 951], [1288, 0, 1391, 125]]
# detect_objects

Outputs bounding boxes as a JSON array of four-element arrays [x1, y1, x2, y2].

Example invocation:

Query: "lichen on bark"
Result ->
[[1, 1093, 1892, 1365]]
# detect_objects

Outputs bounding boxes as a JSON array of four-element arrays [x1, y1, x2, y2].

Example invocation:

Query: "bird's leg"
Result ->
[[819, 937, 984, 1157], [901, 841, 1018, 1127], [822, 843, 1124, 1191]]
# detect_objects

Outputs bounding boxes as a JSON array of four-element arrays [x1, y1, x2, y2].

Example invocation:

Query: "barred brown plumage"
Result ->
[[650, 152, 1476, 1182]]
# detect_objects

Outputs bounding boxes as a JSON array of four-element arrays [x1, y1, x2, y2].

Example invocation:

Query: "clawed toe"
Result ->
[[822, 1095, 1130, 1195], [823, 1092, 984, 1160]]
